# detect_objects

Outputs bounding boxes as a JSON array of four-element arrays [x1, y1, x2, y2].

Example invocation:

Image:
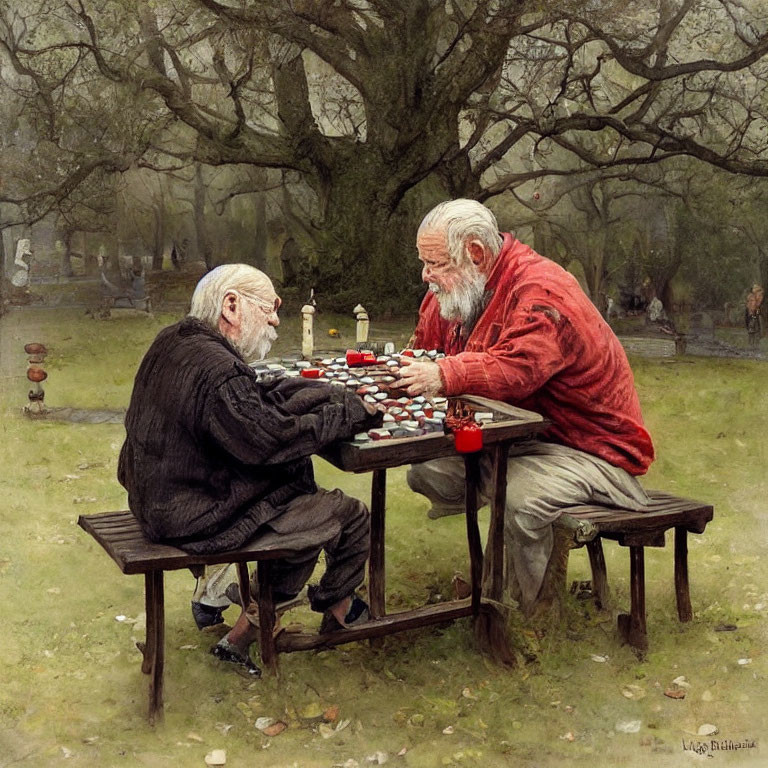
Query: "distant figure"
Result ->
[[745, 284, 764, 350], [647, 296, 667, 324], [170, 239, 187, 271], [11, 239, 32, 287]]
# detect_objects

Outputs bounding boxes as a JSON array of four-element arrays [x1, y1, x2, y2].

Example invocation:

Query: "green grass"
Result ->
[[1, 308, 767, 767]]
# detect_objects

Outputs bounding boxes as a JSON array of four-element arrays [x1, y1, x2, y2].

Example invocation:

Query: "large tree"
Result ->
[[2, 0, 768, 308]]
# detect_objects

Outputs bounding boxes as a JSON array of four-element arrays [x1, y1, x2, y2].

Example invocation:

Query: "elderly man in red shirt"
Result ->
[[397, 199, 654, 614]]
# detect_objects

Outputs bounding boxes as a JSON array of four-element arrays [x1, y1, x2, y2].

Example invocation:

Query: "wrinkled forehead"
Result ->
[[241, 273, 279, 303], [416, 229, 450, 261]]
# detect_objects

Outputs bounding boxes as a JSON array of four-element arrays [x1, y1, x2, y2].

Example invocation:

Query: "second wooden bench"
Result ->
[[559, 490, 714, 650]]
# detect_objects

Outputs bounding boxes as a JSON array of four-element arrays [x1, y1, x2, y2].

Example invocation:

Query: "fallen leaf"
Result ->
[[621, 684, 646, 700], [204, 749, 226, 766], [397, 747, 408, 756], [701, 690, 714, 702], [664, 688, 686, 700], [179, 644, 199, 651], [115, 615, 126, 622], [737, 658, 752, 666], [366, 751, 389, 764], [318, 723, 334, 739], [263, 722, 286, 738], [560, 731, 575, 742], [299, 702, 324, 721], [615, 720, 642, 733], [214, 723, 233, 736], [336, 719, 351, 732], [591, 654, 608, 663], [323, 705, 340, 722], [442, 725, 455, 735], [60, 746, 73, 758], [254, 717, 275, 731], [461, 687, 477, 700], [698, 724, 719, 736], [186, 732, 203, 742], [671, 676, 690, 689]]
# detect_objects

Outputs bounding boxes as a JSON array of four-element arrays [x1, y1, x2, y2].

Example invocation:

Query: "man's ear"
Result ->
[[219, 291, 241, 333], [467, 240, 485, 266]]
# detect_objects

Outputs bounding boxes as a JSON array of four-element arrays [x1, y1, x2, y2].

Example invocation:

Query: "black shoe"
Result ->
[[210, 638, 262, 677], [318, 594, 370, 634], [191, 601, 225, 630]]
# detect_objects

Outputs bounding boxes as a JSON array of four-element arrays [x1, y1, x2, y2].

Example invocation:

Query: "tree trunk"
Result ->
[[60, 230, 75, 277], [194, 165, 213, 269], [252, 191, 267, 272], [152, 203, 165, 271]]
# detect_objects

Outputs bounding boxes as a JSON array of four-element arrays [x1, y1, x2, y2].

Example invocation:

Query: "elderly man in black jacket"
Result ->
[[119, 264, 381, 673]]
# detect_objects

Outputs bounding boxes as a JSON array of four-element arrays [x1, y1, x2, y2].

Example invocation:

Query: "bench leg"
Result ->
[[586, 539, 609, 610], [143, 571, 165, 724], [617, 546, 648, 651], [674, 527, 693, 622], [257, 560, 278, 674], [369, 469, 387, 619]]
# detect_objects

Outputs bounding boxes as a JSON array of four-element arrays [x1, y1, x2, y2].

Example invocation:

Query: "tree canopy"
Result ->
[[2, 0, 768, 308]]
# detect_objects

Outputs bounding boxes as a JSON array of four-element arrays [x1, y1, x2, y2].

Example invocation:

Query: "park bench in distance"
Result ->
[[558, 490, 714, 651]]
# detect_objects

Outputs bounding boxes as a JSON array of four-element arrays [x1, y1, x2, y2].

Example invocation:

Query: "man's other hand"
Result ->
[[397, 358, 444, 397]]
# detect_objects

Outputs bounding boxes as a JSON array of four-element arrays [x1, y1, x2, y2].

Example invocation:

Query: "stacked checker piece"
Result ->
[[251, 348, 496, 442]]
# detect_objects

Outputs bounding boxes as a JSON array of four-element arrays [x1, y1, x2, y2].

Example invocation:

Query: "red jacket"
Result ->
[[412, 234, 654, 475]]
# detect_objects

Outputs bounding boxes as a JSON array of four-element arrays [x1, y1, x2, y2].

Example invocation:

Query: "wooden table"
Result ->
[[276, 395, 547, 656]]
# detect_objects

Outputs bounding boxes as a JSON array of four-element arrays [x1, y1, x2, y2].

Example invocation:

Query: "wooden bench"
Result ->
[[559, 490, 714, 651], [77, 511, 309, 724]]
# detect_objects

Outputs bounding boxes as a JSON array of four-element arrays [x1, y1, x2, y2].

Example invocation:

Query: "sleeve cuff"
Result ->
[[437, 358, 462, 396]]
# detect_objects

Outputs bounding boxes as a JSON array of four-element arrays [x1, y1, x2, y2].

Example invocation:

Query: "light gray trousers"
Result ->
[[407, 441, 650, 610]]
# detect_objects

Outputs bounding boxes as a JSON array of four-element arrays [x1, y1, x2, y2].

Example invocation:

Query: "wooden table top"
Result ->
[[320, 395, 547, 472]]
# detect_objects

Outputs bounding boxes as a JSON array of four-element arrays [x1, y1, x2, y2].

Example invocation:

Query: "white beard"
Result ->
[[237, 325, 278, 362], [430, 267, 487, 325]]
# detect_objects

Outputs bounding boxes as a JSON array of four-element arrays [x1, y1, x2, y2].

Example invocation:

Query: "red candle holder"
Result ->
[[454, 422, 483, 453], [301, 368, 323, 379]]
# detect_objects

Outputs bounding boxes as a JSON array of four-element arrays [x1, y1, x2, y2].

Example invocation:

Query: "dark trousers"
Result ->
[[244, 487, 370, 616]]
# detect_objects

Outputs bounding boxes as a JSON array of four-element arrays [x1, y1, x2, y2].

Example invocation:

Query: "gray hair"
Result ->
[[418, 199, 503, 266], [189, 264, 276, 329]]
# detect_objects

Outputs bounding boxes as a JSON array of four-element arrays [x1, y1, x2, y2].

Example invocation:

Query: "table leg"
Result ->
[[475, 442, 516, 666], [463, 452, 482, 616], [485, 443, 509, 602], [369, 468, 387, 619]]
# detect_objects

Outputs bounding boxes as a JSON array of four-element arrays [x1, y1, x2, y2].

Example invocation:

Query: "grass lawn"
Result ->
[[1, 307, 766, 767]]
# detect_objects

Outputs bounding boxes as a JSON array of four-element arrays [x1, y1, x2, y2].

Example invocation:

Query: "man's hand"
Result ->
[[361, 398, 386, 416], [397, 357, 444, 397]]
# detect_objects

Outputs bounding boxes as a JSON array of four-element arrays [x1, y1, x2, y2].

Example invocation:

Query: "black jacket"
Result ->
[[118, 318, 379, 553]]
